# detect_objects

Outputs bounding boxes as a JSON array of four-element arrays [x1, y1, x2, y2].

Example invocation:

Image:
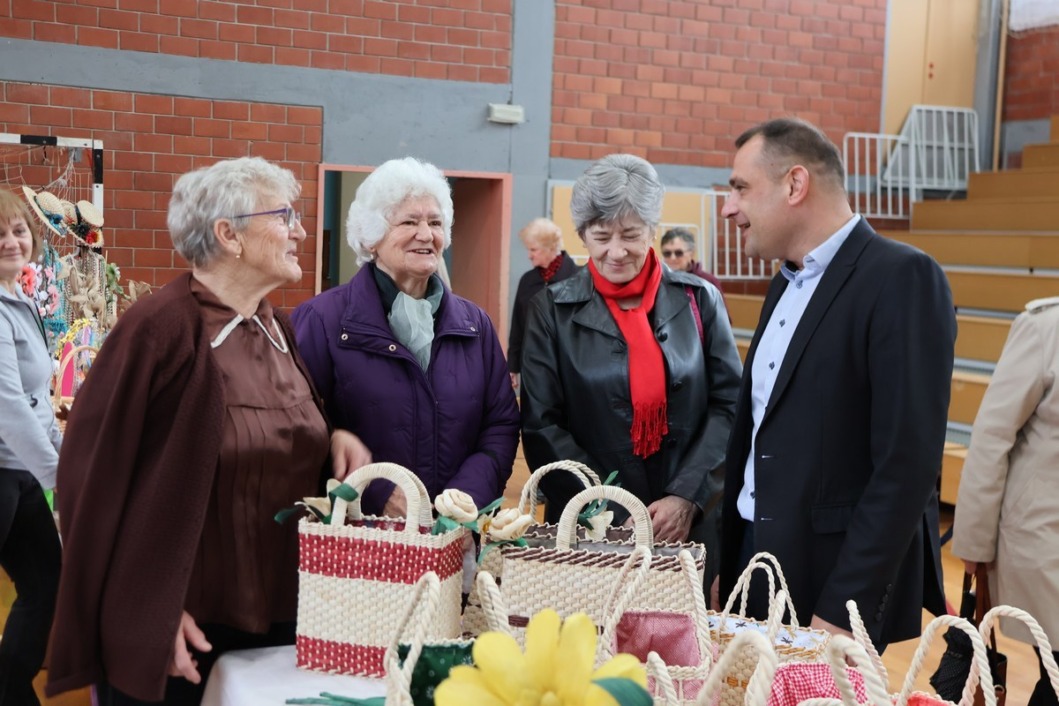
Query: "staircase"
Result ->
[[726, 115, 1059, 504]]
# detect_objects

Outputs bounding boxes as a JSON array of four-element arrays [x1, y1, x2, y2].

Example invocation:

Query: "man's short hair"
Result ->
[[735, 118, 846, 189]]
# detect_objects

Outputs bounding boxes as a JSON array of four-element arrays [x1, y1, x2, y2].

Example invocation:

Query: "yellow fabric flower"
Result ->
[[434, 610, 646, 706]]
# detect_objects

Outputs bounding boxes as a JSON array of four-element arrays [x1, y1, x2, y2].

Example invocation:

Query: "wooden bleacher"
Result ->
[[727, 115, 1059, 505]]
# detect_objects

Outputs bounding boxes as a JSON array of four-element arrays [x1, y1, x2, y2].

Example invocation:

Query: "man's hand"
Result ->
[[646, 496, 695, 543], [810, 614, 854, 639], [381, 488, 408, 518], [710, 576, 721, 611], [330, 430, 372, 481], [168, 611, 212, 684]]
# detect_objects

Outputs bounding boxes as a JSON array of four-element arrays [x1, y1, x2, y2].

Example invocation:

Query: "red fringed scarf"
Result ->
[[588, 249, 668, 458]]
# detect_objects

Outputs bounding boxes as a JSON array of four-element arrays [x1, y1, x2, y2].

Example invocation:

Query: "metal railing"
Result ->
[[843, 105, 979, 220], [844, 132, 914, 220], [704, 188, 770, 281]]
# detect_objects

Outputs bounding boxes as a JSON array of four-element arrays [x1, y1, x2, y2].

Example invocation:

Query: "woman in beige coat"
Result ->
[[953, 296, 1059, 706]]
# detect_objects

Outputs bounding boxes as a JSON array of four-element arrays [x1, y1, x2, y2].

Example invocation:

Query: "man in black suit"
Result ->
[[714, 118, 955, 648]]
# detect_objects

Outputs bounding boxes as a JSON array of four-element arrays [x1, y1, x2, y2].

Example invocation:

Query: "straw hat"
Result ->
[[22, 185, 72, 238], [70, 200, 105, 248]]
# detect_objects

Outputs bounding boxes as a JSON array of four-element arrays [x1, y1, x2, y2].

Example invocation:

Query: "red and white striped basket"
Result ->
[[295, 462, 467, 677]]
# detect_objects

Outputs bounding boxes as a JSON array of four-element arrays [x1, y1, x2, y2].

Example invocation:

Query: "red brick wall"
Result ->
[[552, 0, 888, 167], [1002, 25, 1059, 122], [1, 0, 512, 83], [0, 81, 322, 309]]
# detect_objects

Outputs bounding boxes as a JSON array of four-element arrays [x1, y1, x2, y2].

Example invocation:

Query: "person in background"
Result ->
[[520, 153, 741, 587], [952, 295, 1059, 706], [507, 218, 579, 393], [660, 227, 724, 293], [717, 118, 955, 650], [47, 157, 362, 705], [292, 157, 519, 519], [0, 188, 62, 706]]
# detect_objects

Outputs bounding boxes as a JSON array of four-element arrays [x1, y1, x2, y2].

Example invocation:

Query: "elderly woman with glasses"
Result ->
[[520, 154, 742, 584], [47, 157, 358, 706], [292, 157, 519, 520]]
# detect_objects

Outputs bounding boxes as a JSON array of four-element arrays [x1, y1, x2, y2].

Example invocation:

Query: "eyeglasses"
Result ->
[[233, 207, 301, 230], [661, 249, 687, 258]]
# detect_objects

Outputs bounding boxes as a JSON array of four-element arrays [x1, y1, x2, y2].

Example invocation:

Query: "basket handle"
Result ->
[[518, 460, 601, 515], [722, 551, 798, 624], [979, 604, 1059, 701], [384, 571, 441, 704], [846, 599, 889, 688], [332, 462, 433, 533], [555, 485, 653, 550], [895, 613, 994, 706], [823, 635, 893, 706], [646, 650, 679, 706], [52, 344, 98, 413], [473, 570, 512, 636], [692, 629, 778, 706]]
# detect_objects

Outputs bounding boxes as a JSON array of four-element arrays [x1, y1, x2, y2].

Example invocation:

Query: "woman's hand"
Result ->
[[168, 611, 212, 684], [381, 487, 407, 518], [330, 430, 372, 481], [646, 495, 696, 543]]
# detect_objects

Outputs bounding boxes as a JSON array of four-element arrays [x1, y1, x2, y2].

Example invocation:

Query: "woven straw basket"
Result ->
[[462, 459, 600, 636], [498, 484, 706, 646], [295, 462, 467, 678]]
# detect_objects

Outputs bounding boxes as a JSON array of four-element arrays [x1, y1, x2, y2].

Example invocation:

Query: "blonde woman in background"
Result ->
[[0, 188, 62, 706], [507, 218, 579, 392]]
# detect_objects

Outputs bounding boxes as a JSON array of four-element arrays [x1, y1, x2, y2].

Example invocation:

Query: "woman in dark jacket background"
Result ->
[[292, 157, 520, 517], [520, 154, 742, 585], [507, 218, 579, 393]]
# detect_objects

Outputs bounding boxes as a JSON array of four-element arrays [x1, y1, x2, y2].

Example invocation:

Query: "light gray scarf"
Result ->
[[387, 278, 444, 370]]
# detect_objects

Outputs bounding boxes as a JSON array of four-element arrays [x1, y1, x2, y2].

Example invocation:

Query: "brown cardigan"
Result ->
[[46, 273, 327, 701]]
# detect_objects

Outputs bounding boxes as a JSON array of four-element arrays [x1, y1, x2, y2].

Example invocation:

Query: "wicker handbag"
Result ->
[[295, 462, 467, 677], [52, 344, 97, 433], [462, 459, 600, 636], [599, 545, 714, 705], [709, 553, 830, 706], [791, 635, 890, 706], [498, 484, 707, 645], [384, 572, 475, 706]]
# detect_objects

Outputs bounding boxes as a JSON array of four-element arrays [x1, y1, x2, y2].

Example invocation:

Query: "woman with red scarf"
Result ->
[[520, 154, 742, 586]]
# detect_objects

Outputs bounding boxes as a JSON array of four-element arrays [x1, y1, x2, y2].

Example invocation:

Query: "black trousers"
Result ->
[[1029, 647, 1059, 706], [95, 621, 296, 706], [0, 469, 61, 706]]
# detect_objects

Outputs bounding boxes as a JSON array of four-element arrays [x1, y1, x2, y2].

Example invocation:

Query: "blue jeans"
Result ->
[[0, 469, 61, 706]]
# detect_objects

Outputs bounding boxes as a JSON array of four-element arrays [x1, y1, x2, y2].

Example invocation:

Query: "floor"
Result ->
[[16, 450, 1037, 703]]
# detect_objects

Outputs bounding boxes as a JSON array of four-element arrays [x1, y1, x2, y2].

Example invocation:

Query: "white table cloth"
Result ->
[[201, 645, 386, 706]]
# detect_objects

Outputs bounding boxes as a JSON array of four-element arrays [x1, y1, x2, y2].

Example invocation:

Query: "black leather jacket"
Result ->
[[520, 266, 742, 530]]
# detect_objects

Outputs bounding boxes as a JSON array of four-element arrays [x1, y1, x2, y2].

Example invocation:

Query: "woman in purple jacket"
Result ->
[[292, 157, 520, 517]]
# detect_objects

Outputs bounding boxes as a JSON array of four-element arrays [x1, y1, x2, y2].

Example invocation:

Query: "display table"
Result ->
[[201, 645, 386, 706]]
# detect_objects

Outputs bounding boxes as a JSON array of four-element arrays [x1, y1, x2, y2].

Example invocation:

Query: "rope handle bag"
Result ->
[[471, 570, 512, 636], [895, 614, 996, 706], [463, 459, 601, 637], [978, 605, 1059, 701], [599, 545, 714, 704], [384, 572, 474, 706], [692, 629, 780, 706]]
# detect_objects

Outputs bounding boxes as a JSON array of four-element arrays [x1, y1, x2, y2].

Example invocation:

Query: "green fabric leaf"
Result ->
[[601, 470, 620, 486], [592, 678, 653, 706], [329, 484, 359, 502], [285, 694, 385, 705], [274, 506, 300, 524], [431, 515, 460, 536], [477, 496, 504, 516], [477, 537, 527, 563]]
